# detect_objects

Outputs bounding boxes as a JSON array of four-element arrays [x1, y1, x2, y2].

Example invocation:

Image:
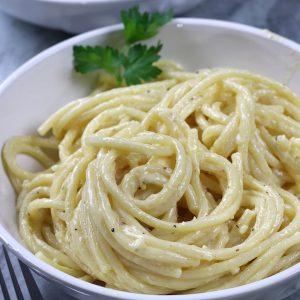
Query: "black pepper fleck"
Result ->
[[236, 224, 239, 228], [173, 225, 177, 228], [236, 249, 240, 252], [111, 228, 115, 233], [75, 228, 78, 231]]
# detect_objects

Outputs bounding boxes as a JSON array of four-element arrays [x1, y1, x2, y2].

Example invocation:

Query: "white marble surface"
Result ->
[[2, 0, 300, 299]]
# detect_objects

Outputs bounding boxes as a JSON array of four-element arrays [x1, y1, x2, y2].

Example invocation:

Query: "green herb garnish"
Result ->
[[73, 6, 172, 86], [121, 6, 172, 45], [73, 46, 124, 85]]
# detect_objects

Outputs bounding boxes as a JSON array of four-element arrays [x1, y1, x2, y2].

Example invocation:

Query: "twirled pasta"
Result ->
[[3, 63, 300, 294]]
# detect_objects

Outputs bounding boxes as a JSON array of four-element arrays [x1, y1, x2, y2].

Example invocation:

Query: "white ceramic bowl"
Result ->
[[2, 19, 300, 300], [0, 0, 204, 33]]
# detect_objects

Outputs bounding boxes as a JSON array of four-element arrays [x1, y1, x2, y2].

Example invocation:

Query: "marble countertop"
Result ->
[[1, 0, 300, 299]]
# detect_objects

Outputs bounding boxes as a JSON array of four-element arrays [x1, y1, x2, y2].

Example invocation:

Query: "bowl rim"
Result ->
[[1, 18, 300, 300]]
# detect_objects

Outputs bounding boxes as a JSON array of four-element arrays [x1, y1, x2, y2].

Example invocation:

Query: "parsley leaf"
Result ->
[[123, 42, 162, 85], [121, 6, 172, 45], [73, 6, 172, 86], [73, 46, 124, 84]]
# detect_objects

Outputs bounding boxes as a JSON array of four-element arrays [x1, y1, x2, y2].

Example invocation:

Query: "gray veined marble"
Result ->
[[1, 0, 300, 299]]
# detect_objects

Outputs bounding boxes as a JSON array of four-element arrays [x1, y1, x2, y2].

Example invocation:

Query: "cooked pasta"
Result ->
[[3, 62, 300, 294]]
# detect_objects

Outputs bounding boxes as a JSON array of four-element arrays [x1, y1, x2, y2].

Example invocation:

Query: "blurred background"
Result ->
[[1, 0, 300, 299], [2, 0, 300, 83]]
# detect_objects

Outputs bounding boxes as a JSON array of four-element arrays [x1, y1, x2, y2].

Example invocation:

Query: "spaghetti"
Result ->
[[3, 64, 300, 294]]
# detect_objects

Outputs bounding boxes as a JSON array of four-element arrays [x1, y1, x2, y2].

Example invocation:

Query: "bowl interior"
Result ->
[[1, 18, 300, 298]]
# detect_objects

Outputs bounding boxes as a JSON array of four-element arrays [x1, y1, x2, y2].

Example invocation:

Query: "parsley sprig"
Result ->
[[73, 6, 172, 86]]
